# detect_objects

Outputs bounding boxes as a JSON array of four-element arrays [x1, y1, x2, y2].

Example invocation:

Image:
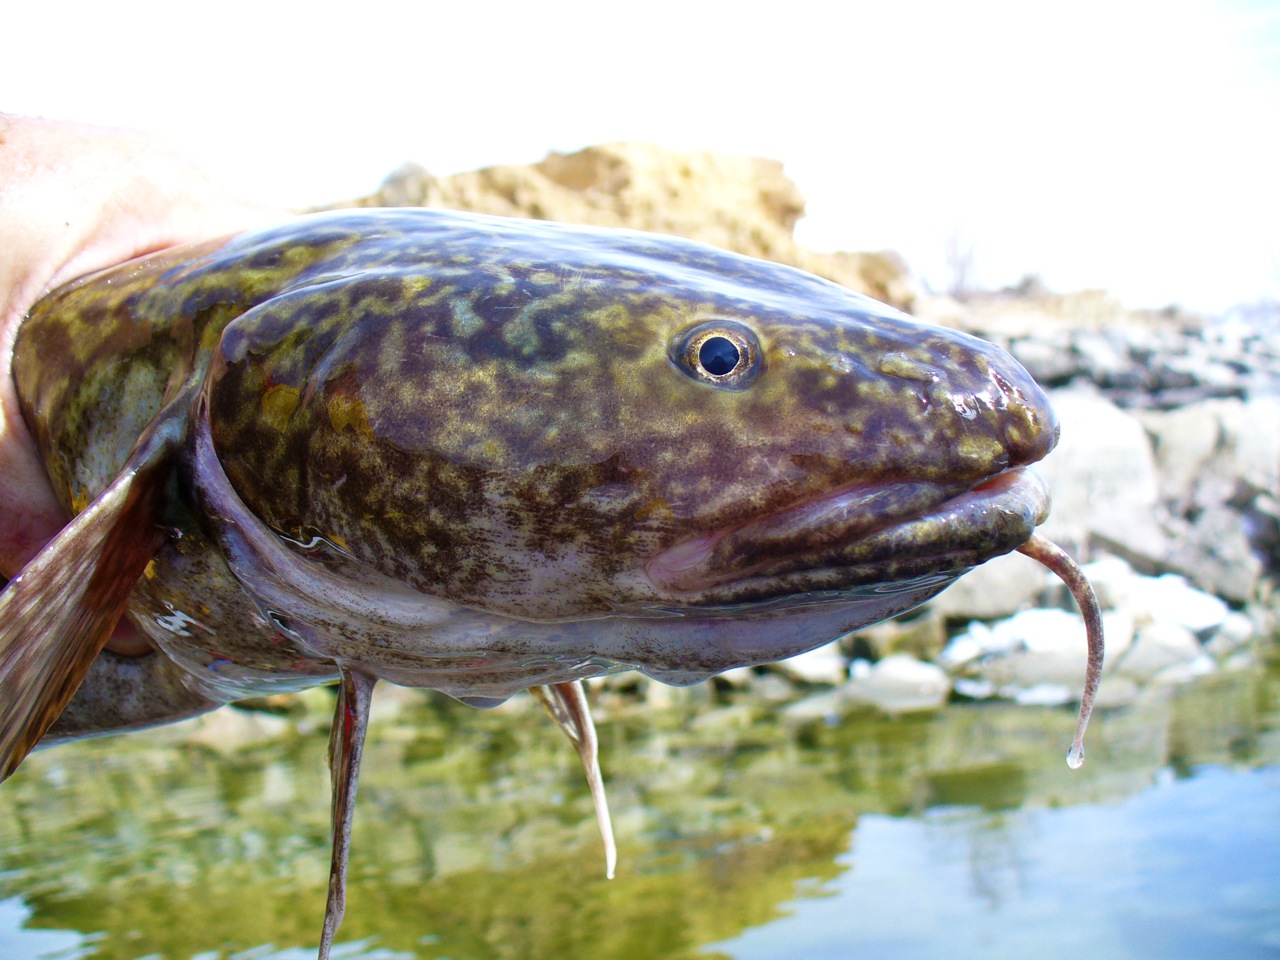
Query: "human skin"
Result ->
[[0, 113, 285, 648]]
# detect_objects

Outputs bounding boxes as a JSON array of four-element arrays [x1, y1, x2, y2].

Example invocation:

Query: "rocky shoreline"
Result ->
[[337, 142, 1279, 718]]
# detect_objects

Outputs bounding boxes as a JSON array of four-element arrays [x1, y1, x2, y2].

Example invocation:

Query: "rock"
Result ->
[[748, 672, 798, 703], [1035, 388, 1167, 564], [926, 287, 1132, 340], [690, 703, 756, 732], [952, 677, 997, 700], [838, 655, 951, 713], [1149, 655, 1217, 686], [1119, 574, 1229, 636], [1137, 398, 1278, 601], [1101, 608, 1138, 663], [1011, 683, 1076, 707], [715, 666, 757, 689], [1203, 612, 1257, 659], [1007, 331, 1080, 386], [368, 682, 428, 724], [1113, 622, 1204, 683], [1221, 650, 1259, 673], [941, 606, 1134, 697], [1136, 402, 1223, 503], [847, 607, 949, 663], [186, 705, 291, 751], [1165, 509, 1262, 604], [1081, 558, 1229, 637], [957, 608, 1094, 692], [338, 143, 920, 309], [776, 643, 848, 686], [1078, 555, 1141, 610], [1072, 330, 1132, 381], [937, 620, 1018, 672], [929, 550, 1047, 621], [1094, 675, 1141, 709], [781, 690, 846, 722]]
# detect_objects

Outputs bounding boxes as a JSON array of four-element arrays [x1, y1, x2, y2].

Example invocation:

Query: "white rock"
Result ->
[[839, 654, 951, 713], [1138, 401, 1225, 502], [1079, 555, 1138, 610], [1006, 608, 1088, 655], [943, 597, 1135, 696], [1095, 675, 1140, 709], [1009, 683, 1075, 707], [1221, 650, 1258, 672], [1149, 654, 1217, 686], [1100, 607, 1136, 664], [781, 690, 845, 722], [929, 550, 1047, 621], [777, 643, 848, 685], [716, 666, 757, 688], [690, 703, 755, 731], [1035, 388, 1167, 558], [186, 706, 291, 751], [936, 631, 989, 673], [953, 677, 997, 699], [1204, 612, 1257, 658], [937, 620, 1016, 672], [1136, 398, 1277, 602], [959, 606, 1131, 693], [1114, 621, 1203, 682], [976, 649, 1083, 692], [1218, 397, 1280, 499], [1121, 574, 1229, 635], [752, 672, 799, 703]]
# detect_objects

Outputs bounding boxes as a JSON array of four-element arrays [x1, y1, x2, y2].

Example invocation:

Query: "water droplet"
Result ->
[[1066, 744, 1085, 769]]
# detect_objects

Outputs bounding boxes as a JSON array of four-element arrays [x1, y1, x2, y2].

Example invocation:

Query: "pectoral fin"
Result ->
[[0, 438, 171, 781], [531, 680, 617, 879]]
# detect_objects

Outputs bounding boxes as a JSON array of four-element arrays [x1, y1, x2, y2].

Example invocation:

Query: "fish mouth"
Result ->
[[645, 467, 1050, 602]]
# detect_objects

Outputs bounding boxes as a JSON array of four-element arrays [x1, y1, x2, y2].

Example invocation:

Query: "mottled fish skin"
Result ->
[[14, 208, 1057, 705], [17, 233, 352, 699]]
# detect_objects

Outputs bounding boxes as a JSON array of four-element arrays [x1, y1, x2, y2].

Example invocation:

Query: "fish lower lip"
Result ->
[[646, 467, 1050, 595]]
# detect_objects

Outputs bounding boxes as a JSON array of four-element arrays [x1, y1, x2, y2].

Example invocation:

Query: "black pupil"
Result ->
[[699, 336, 741, 376]]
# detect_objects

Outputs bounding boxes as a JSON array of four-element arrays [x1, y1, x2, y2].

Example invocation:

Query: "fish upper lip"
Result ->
[[644, 467, 1050, 595]]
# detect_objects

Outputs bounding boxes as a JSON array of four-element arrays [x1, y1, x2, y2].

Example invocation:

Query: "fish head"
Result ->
[[202, 210, 1056, 632]]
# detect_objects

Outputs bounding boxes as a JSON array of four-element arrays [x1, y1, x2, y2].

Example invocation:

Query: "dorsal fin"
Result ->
[[0, 428, 174, 780]]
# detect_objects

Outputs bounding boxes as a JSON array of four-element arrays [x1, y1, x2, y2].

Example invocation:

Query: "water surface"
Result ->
[[1, 654, 1276, 960]]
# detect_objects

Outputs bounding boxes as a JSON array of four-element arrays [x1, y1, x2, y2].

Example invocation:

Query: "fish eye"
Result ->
[[699, 336, 740, 375], [672, 320, 762, 389]]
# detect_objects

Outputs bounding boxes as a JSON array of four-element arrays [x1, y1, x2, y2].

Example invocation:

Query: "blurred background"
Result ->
[[6, 0, 1278, 311]]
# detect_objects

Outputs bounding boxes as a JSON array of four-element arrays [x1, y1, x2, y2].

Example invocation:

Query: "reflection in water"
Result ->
[[0, 656, 1276, 960], [714, 767, 1280, 960], [0, 896, 93, 960]]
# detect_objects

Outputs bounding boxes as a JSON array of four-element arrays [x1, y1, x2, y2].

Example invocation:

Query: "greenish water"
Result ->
[[1, 656, 1277, 960]]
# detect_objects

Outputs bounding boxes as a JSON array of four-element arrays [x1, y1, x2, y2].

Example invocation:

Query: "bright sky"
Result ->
[[6, 0, 1278, 312]]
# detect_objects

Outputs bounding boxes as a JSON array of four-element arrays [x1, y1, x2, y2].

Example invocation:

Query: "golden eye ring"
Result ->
[[671, 320, 763, 390]]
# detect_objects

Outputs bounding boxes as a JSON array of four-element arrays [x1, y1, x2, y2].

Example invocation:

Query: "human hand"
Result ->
[[0, 114, 287, 647]]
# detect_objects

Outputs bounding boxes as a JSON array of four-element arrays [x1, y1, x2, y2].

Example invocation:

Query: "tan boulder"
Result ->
[[338, 142, 918, 309]]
